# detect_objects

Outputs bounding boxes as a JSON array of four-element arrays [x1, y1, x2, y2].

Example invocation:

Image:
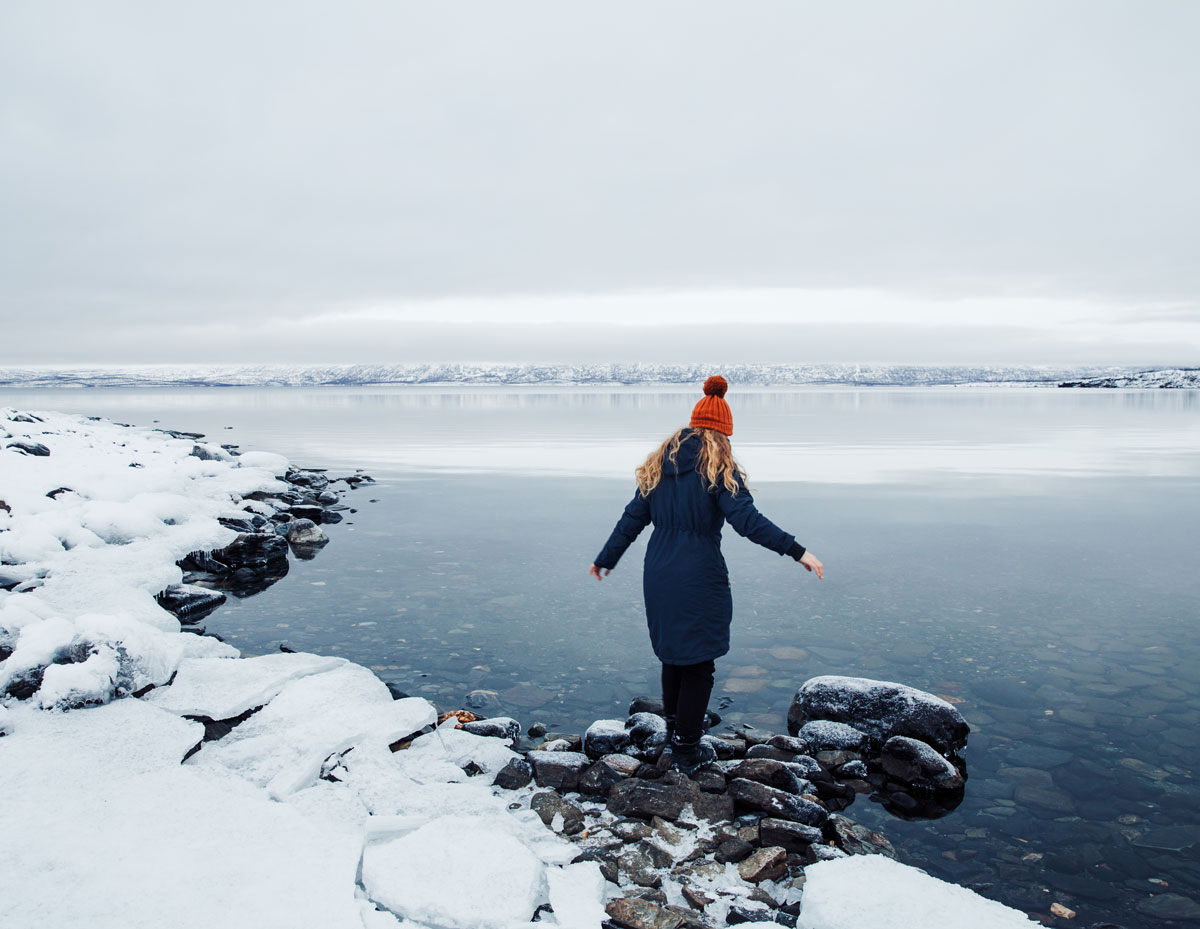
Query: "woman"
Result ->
[[589, 376, 824, 774]]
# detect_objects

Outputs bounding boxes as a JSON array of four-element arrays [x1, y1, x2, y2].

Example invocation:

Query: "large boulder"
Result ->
[[788, 676, 969, 753], [583, 719, 632, 759]]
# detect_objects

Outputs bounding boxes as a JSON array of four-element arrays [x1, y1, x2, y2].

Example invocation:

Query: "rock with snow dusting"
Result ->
[[284, 518, 328, 546], [583, 718, 632, 758], [461, 716, 521, 741], [879, 735, 965, 791], [797, 720, 869, 752], [527, 749, 591, 791], [788, 676, 969, 753]]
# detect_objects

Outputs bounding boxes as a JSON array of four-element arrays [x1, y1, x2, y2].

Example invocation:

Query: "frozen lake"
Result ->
[[5, 384, 1198, 926]]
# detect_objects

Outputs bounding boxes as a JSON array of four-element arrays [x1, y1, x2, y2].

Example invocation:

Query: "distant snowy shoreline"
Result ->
[[0, 363, 1195, 390]]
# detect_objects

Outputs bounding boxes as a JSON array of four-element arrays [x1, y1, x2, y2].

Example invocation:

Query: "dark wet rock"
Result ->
[[493, 757, 534, 789], [726, 759, 807, 795], [218, 516, 261, 534], [759, 818, 822, 850], [609, 773, 733, 823], [788, 675, 969, 753], [617, 848, 663, 888], [212, 532, 290, 570], [766, 734, 809, 755], [287, 504, 325, 522], [285, 469, 329, 491], [608, 780, 691, 821], [4, 666, 46, 700], [797, 720, 868, 752], [829, 815, 896, 857], [738, 846, 787, 883], [745, 744, 798, 763], [605, 897, 684, 929], [527, 750, 590, 791], [285, 519, 328, 546], [728, 778, 827, 826], [461, 716, 521, 741], [6, 441, 50, 456], [690, 766, 727, 793], [530, 791, 585, 835], [725, 904, 773, 923], [638, 837, 677, 869], [584, 719, 633, 758], [629, 696, 720, 730], [10, 413, 44, 423], [715, 838, 755, 864], [580, 758, 626, 797], [880, 736, 964, 791], [838, 759, 869, 779], [528, 722, 548, 738], [45, 487, 74, 499], [156, 583, 227, 623], [681, 886, 714, 910], [610, 819, 655, 842]]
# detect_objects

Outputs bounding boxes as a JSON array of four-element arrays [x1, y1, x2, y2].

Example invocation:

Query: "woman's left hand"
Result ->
[[589, 564, 611, 581], [799, 551, 824, 579]]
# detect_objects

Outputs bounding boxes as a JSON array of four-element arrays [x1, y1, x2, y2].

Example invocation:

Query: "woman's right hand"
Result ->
[[589, 564, 611, 581], [799, 551, 824, 579]]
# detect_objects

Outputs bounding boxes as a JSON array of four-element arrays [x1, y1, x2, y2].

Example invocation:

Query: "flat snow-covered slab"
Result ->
[[148, 652, 348, 719], [187, 662, 437, 798], [800, 855, 1037, 929], [0, 699, 362, 929]]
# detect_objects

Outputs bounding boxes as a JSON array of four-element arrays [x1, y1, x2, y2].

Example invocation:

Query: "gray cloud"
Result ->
[[1, 1, 1198, 363]]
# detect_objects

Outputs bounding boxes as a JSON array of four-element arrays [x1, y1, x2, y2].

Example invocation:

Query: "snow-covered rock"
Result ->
[[361, 815, 546, 928], [800, 855, 1037, 928], [788, 675, 969, 753]]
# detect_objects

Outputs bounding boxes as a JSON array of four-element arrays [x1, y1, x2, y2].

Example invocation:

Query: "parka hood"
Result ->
[[663, 429, 701, 475]]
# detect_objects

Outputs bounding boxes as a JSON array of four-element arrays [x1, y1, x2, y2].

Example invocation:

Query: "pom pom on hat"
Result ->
[[690, 375, 733, 436]]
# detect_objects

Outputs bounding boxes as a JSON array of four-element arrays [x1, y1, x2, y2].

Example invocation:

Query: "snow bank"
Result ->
[[1, 409, 283, 703], [800, 856, 1037, 928]]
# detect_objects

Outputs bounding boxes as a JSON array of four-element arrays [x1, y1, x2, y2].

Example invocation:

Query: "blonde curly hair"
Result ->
[[635, 427, 746, 498]]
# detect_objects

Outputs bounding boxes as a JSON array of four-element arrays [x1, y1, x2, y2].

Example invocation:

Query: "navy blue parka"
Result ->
[[594, 428, 803, 665]]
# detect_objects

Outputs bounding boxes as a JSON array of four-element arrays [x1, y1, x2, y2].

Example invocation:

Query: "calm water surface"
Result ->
[[6, 386, 1199, 927]]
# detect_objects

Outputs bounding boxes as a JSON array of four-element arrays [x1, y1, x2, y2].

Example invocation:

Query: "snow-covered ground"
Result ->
[[0, 409, 1037, 928]]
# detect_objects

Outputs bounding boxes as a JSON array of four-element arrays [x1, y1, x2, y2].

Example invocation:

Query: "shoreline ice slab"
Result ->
[[800, 856, 1037, 929]]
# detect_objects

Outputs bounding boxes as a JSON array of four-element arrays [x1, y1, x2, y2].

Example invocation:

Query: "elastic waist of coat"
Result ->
[[654, 526, 720, 535]]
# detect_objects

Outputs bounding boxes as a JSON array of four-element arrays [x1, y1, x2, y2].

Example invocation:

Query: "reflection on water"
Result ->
[[4, 385, 1198, 926]]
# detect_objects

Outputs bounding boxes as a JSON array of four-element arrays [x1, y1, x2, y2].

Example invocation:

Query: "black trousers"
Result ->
[[661, 659, 715, 743]]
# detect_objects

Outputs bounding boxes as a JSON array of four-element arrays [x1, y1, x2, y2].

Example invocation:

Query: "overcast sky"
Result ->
[[1, 1, 1197, 366]]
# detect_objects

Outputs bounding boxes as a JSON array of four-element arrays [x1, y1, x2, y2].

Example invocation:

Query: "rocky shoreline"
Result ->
[[407, 677, 972, 928]]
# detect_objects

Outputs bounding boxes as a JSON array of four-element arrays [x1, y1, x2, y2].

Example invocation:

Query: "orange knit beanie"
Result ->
[[690, 375, 733, 436]]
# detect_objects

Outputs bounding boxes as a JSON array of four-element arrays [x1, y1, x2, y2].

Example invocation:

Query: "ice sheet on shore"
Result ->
[[800, 855, 1037, 928]]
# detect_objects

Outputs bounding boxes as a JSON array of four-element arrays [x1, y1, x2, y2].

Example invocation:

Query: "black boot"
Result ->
[[668, 733, 716, 776]]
